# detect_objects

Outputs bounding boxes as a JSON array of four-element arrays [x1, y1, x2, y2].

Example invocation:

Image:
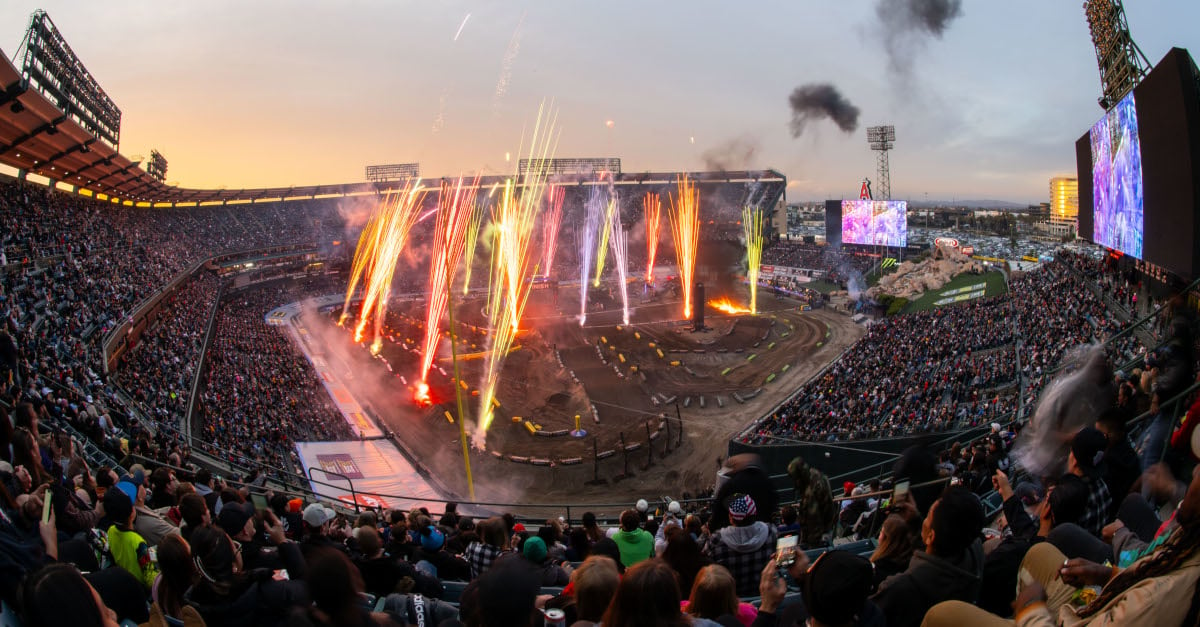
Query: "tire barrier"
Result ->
[[717, 395, 725, 408], [682, 396, 692, 408], [597, 449, 616, 459], [509, 455, 530, 463], [530, 458, 551, 466], [699, 396, 706, 409], [561, 457, 583, 465], [535, 429, 571, 438]]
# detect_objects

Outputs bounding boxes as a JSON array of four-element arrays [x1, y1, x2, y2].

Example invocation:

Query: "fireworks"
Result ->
[[710, 297, 751, 315], [668, 175, 701, 319], [643, 192, 661, 283], [579, 185, 604, 325], [476, 102, 560, 448], [742, 205, 765, 314], [339, 180, 428, 353], [419, 178, 480, 392], [461, 196, 485, 295], [541, 185, 565, 279], [592, 179, 617, 287], [608, 193, 630, 325]]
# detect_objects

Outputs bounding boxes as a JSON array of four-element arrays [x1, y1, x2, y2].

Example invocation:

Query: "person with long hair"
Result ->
[[19, 563, 120, 627], [684, 564, 757, 626], [152, 534, 196, 621], [870, 514, 915, 588], [603, 558, 723, 627], [11, 427, 51, 488], [660, 526, 711, 596], [184, 525, 307, 627], [925, 463, 1200, 626]]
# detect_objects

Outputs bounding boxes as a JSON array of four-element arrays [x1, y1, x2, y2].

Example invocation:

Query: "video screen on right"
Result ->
[[1089, 92, 1143, 259], [840, 200, 907, 247], [1077, 47, 1200, 279]]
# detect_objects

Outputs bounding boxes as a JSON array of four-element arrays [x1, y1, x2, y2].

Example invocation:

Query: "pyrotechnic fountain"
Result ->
[[461, 187, 491, 295], [338, 180, 428, 353], [607, 193, 630, 325], [668, 175, 700, 319], [643, 192, 661, 283], [476, 103, 559, 448], [578, 185, 604, 325], [542, 185, 564, 279], [417, 178, 479, 404], [592, 177, 617, 288], [742, 205, 765, 314]]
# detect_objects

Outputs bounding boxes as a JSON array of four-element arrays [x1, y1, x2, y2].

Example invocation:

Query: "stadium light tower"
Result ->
[[1083, 0, 1150, 109], [866, 125, 895, 201]]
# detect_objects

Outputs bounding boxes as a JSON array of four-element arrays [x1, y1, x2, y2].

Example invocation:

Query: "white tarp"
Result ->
[[295, 439, 443, 512]]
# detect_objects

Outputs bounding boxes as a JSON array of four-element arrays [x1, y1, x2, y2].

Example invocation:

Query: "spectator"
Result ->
[[287, 548, 396, 626], [464, 516, 509, 579], [184, 526, 307, 626], [566, 555, 620, 627], [613, 509, 654, 569], [1069, 427, 1114, 538], [786, 456, 834, 546], [871, 486, 985, 627], [458, 553, 542, 627], [1096, 407, 1139, 514], [521, 536, 570, 586], [151, 534, 198, 623], [603, 558, 722, 627], [704, 494, 777, 597], [18, 563, 121, 627], [103, 487, 159, 590], [869, 514, 915, 589], [684, 563, 758, 626], [661, 525, 712, 597]]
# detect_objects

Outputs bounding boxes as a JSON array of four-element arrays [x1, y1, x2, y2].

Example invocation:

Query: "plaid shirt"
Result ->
[[1078, 475, 1112, 538], [705, 522, 778, 597], [464, 541, 505, 580]]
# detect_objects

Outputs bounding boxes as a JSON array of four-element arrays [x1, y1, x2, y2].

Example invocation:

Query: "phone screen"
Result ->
[[250, 494, 269, 511], [42, 492, 53, 524], [775, 534, 798, 567], [894, 480, 910, 499]]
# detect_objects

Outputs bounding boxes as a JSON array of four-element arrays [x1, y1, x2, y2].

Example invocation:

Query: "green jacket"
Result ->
[[613, 528, 654, 568], [108, 524, 159, 589]]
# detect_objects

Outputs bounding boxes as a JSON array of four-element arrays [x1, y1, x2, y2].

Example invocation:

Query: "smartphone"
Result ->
[[42, 492, 53, 524], [775, 534, 799, 568], [250, 494, 269, 511], [894, 480, 910, 500], [272, 569, 290, 581]]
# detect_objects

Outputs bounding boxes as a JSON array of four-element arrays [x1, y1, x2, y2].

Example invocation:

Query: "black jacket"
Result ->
[[185, 569, 308, 627], [871, 540, 984, 627]]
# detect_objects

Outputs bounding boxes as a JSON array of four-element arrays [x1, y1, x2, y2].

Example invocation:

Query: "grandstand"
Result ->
[[5, 5, 1200, 626]]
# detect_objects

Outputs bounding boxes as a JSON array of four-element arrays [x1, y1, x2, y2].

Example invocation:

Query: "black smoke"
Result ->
[[787, 84, 860, 138], [876, 0, 963, 74], [701, 135, 760, 172]]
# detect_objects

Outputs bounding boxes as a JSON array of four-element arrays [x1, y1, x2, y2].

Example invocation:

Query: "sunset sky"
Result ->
[[3, 1, 1199, 202]]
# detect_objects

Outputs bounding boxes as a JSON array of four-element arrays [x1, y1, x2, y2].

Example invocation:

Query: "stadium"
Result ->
[[3, 3, 1200, 626]]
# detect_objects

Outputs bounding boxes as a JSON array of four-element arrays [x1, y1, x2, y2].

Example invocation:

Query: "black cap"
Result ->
[[803, 550, 874, 625]]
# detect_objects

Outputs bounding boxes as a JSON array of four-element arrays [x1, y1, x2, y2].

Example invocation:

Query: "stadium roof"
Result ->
[[0, 51, 784, 207]]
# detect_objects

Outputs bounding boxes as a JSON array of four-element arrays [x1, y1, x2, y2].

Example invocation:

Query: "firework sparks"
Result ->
[[453, 13, 471, 41], [579, 185, 604, 325], [710, 297, 751, 315], [592, 178, 616, 287], [541, 185, 565, 279], [742, 205, 765, 314], [340, 180, 429, 353], [419, 177, 480, 389], [668, 175, 701, 319], [643, 192, 661, 283], [493, 12, 526, 108], [476, 102, 560, 449], [608, 194, 630, 325]]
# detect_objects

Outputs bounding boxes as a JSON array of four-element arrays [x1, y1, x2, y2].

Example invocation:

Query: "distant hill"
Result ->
[[907, 199, 1031, 210]]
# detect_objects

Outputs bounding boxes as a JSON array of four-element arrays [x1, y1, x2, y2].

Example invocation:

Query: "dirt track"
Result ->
[[313, 288, 864, 512]]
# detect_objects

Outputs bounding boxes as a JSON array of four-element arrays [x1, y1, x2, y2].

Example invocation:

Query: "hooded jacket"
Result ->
[[872, 540, 984, 627], [706, 521, 777, 597]]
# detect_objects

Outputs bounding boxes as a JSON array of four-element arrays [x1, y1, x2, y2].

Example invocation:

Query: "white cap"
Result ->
[[635, 499, 648, 512]]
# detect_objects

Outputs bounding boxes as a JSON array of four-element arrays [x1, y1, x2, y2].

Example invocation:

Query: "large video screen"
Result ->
[[1089, 92, 1144, 258], [840, 200, 907, 247]]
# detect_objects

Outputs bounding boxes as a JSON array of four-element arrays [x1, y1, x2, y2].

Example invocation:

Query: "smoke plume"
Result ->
[[787, 84, 860, 138], [875, 0, 963, 74], [701, 136, 760, 172]]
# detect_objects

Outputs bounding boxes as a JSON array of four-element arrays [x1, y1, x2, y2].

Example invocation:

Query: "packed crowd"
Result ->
[[743, 258, 1155, 444], [760, 241, 875, 276], [196, 285, 351, 475], [112, 271, 220, 446]]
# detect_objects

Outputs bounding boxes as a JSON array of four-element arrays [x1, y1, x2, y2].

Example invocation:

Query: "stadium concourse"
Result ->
[[3, 174, 1200, 627]]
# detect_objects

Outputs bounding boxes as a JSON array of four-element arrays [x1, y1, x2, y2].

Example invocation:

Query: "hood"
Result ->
[[717, 522, 771, 552], [907, 541, 983, 599]]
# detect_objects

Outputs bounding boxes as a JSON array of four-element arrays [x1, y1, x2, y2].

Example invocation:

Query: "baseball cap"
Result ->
[[217, 502, 255, 538], [803, 550, 874, 625], [303, 503, 337, 527], [727, 493, 757, 523]]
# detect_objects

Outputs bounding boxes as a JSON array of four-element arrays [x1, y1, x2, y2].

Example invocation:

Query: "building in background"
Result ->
[[1044, 177, 1079, 238]]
